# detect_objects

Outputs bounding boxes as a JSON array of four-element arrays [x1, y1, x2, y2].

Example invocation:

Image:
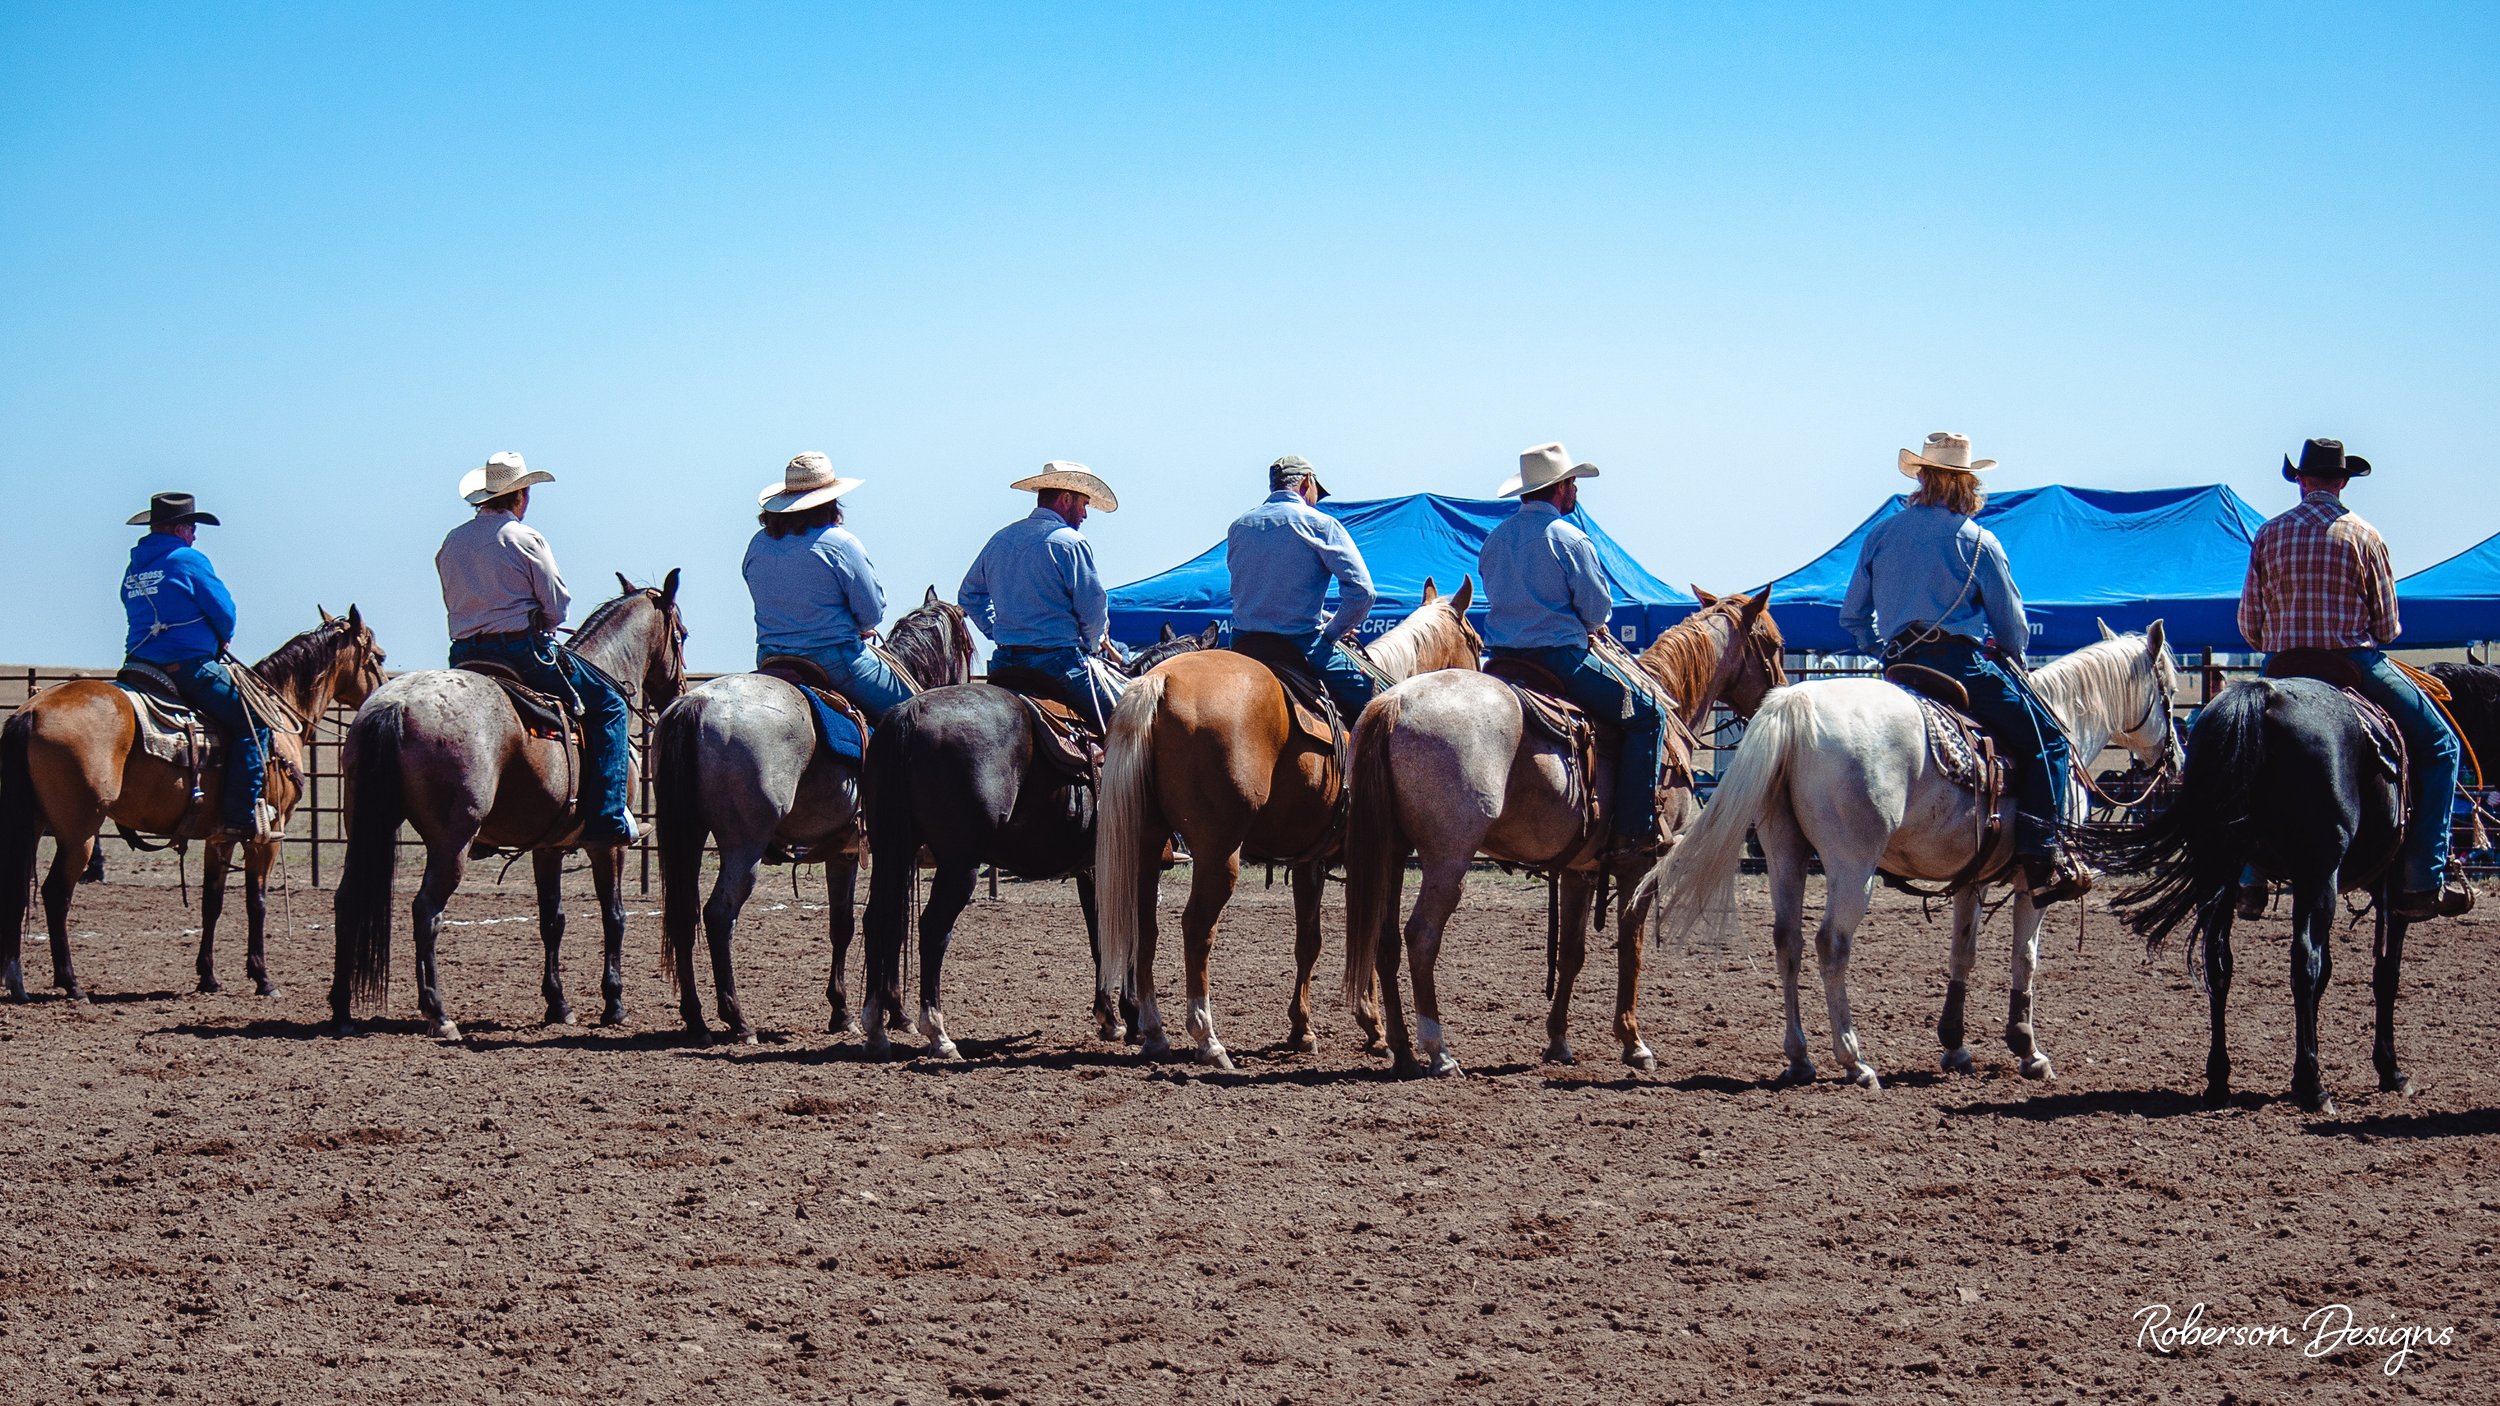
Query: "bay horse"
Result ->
[[330, 573, 686, 1039], [1648, 626, 2180, 1089], [2092, 676, 2410, 1112], [1093, 578, 1483, 1069], [855, 626, 1216, 1058], [0, 608, 388, 1001], [652, 587, 974, 1045], [1342, 589, 1787, 1077]]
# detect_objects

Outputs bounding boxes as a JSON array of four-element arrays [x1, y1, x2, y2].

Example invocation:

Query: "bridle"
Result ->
[[2057, 650, 2180, 811]]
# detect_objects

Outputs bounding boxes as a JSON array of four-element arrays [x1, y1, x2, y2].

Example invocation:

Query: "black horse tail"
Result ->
[[1340, 692, 1407, 1016], [330, 704, 405, 1019], [1, 712, 42, 963], [2096, 679, 2269, 954], [653, 698, 707, 992], [858, 701, 922, 1029]]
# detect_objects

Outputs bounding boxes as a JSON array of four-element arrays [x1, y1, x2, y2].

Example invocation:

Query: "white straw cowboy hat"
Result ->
[[1496, 442, 1600, 498], [1897, 431, 1997, 478], [759, 452, 864, 513], [459, 451, 556, 505], [1010, 460, 1119, 512]]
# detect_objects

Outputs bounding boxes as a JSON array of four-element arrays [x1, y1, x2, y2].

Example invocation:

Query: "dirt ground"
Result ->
[[1, 850, 2492, 1405]]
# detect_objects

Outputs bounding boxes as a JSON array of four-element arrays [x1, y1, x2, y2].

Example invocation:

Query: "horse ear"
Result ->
[[1161, 624, 1177, 643], [317, 604, 335, 624], [2145, 618, 2166, 656], [1450, 576, 1473, 613], [616, 571, 635, 597], [1738, 589, 1769, 625], [2098, 618, 2117, 640], [924, 584, 940, 606], [660, 568, 681, 606], [1690, 585, 1718, 607], [1420, 577, 1438, 602], [1199, 623, 1220, 648], [347, 604, 363, 630]]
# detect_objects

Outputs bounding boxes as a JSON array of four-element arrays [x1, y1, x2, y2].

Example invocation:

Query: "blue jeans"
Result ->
[[763, 641, 913, 724], [1495, 644, 1664, 842], [1894, 638, 2072, 858], [146, 655, 266, 833], [990, 644, 1111, 730], [450, 633, 634, 836], [2339, 650, 2460, 891], [1237, 629, 1376, 719]]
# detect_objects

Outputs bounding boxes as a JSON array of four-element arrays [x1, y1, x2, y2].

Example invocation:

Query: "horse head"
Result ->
[[1125, 622, 1220, 675], [1415, 575, 1482, 671], [586, 568, 688, 710], [887, 585, 977, 688], [314, 604, 390, 710], [1689, 585, 1785, 719], [2043, 619, 2180, 776]]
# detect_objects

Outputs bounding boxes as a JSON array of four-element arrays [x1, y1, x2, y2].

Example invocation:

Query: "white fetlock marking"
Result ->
[[1184, 996, 1214, 1044]]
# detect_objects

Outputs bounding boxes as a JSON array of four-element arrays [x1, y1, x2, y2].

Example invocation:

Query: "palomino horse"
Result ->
[[856, 627, 1215, 1058], [1649, 625, 2180, 1089], [1343, 589, 1787, 1077], [652, 588, 975, 1045], [1094, 578, 1483, 1069], [0, 608, 388, 1000], [330, 573, 687, 1039]]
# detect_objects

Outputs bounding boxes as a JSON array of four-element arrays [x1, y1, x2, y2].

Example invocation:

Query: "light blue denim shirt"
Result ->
[[1479, 501, 1614, 649], [744, 524, 887, 655], [1839, 502, 2029, 656], [960, 507, 1108, 650], [1225, 491, 1376, 641]]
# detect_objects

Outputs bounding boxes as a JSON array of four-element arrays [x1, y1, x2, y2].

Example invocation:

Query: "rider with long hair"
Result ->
[[118, 491, 269, 841], [743, 453, 907, 722]]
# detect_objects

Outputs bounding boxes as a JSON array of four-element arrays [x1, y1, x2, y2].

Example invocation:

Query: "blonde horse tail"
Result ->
[[1341, 692, 1406, 1013], [1651, 685, 1804, 951], [1092, 672, 1167, 1008]]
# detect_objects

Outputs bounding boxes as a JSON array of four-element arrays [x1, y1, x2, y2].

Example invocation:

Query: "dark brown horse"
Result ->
[[0, 608, 389, 1000], [330, 574, 685, 1039]]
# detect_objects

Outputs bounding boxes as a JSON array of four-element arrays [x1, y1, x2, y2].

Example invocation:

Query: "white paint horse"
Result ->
[[1645, 624, 2180, 1089]]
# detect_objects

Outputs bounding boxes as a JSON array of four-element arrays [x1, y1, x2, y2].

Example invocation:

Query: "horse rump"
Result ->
[[2085, 679, 2270, 954], [1340, 692, 1407, 1013], [330, 705, 407, 1016], [653, 698, 708, 991]]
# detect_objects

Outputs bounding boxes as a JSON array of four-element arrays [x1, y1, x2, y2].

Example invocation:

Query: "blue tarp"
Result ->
[[2399, 531, 2500, 646], [1107, 493, 1695, 648], [1762, 484, 2271, 655]]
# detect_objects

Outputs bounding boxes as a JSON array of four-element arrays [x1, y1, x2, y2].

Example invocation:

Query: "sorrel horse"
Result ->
[[330, 573, 686, 1039], [1342, 589, 1786, 1076], [1649, 627, 2180, 1089], [652, 588, 974, 1045], [1093, 578, 1484, 1069], [854, 626, 1215, 1058], [0, 608, 388, 1000], [2091, 675, 2411, 1111]]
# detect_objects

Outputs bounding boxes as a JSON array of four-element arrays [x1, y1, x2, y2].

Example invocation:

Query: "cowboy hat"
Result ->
[[459, 451, 556, 505], [127, 492, 220, 528], [1897, 432, 1996, 477], [1496, 442, 1601, 498], [1010, 460, 1119, 512], [759, 452, 864, 513], [1269, 454, 1329, 499], [2282, 437, 2372, 483]]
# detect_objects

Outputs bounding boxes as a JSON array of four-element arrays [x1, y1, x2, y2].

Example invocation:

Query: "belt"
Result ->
[[457, 628, 547, 644], [1885, 628, 1984, 660]]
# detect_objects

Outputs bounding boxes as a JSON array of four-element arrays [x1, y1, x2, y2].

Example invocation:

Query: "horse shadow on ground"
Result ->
[[1943, 1086, 2220, 1122], [2302, 1106, 2500, 1141], [12, 988, 188, 1006]]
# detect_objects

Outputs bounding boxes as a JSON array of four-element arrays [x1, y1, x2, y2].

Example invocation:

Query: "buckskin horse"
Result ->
[[1649, 626, 2179, 1090], [855, 625, 1215, 1058], [1342, 588, 1787, 1077], [1093, 578, 1485, 1069], [652, 588, 975, 1045], [0, 608, 389, 1001], [329, 573, 686, 1039]]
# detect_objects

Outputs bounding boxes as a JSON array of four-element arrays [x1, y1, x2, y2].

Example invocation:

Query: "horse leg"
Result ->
[[2288, 879, 2334, 1113], [197, 839, 233, 994], [410, 842, 467, 1040], [1284, 861, 1324, 1054], [1613, 860, 1657, 1072], [1352, 850, 1399, 1053], [1757, 812, 1816, 1083], [533, 850, 573, 1026], [1179, 848, 1239, 1070], [1075, 871, 1136, 1043], [1934, 887, 1979, 1075], [695, 844, 764, 1045], [1814, 863, 1881, 1089], [592, 842, 629, 1028], [1542, 873, 1591, 1066], [1404, 858, 1469, 1078], [914, 861, 977, 1060], [1131, 855, 1172, 1062], [2373, 909, 2412, 1096], [825, 853, 861, 1036], [41, 829, 95, 1001], [242, 839, 278, 997], [2202, 900, 2235, 1103], [2004, 893, 2055, 1080]]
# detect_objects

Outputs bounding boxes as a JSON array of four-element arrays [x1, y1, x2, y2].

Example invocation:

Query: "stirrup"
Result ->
[[2022, 854, 2096, 906]]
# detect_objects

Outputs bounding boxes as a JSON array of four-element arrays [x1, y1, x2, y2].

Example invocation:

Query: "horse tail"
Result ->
[[859, 699, 923, 1025], [1651, 684, 1805, 951], [653, 698, 707, 992], [1093, 672, 1166, 1007], [1341, 691, 1406, 1013], [2097, 679, 2268, 955], [0, 711, 42, 956], [330, 703, 405, 1015]]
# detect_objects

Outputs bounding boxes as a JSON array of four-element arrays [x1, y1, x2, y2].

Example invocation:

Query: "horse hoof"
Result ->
[[332, 1019, 359, 1037], [548, 1009, 577, 1028], [64, 986, 89, 1004], [683, 1023, 713, 1048], [600, 1005, 628, 1028], [2202, 1081, 2231, 1106], [197, 978, 222, 995], [1541, 1045, 1577, 1067], [1426, 1053, 1463, 1079], [1138, 1032, 1172, 1062], [1199, 1046, 1233, 1072], [432, 1020, 462, 1042], [2300, 1092, 2337, 1116], [2380, 1071, 2414, 1097], [256, 984, 280, 999], [2020, 1054, 2056, 1081], [928, 1038, 961, 1061], [735, 1028, 760, 1048], [1941, 1047, 1975, 1076], [1777, 1060, 1817, 1086], [1095, 1016, 1123, 1043], [1847, 1064, 1882, 1090], [1392, 1056, 1423, 1080], [1286, 1030, 1317, 1055], [831, 1013, 863, 1038], [1623, 1046, 1656, 1073]]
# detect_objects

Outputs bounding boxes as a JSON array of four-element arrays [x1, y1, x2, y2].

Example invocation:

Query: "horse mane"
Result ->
[[571, 588, 646, 648], [1367, 597, 1478, 680], [2032, 634, 2158, 740], [251, 617, 351, 701], [886, 596, 971, 687]]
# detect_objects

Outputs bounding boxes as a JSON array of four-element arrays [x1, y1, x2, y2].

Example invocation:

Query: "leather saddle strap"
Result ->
[[870, 642, 924, 695]]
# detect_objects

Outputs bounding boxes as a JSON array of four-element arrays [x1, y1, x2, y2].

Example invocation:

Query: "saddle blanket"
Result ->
[[800, 687, 865, 763], [113, 678, 213, 770]]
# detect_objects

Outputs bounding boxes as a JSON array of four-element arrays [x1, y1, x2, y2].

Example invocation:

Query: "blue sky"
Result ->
[[3, 3, 2493, 670]]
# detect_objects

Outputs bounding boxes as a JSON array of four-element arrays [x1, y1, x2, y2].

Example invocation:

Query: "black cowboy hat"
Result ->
[[2282, 438, 2372, 483], [127, 492, 221, 527]]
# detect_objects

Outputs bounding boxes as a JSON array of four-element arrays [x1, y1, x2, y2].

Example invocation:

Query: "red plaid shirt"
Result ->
[[2239, 491, 2400, 652]]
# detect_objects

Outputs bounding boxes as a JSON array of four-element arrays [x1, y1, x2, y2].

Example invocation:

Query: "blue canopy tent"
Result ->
[[1761, 484, 2271, 656], [1107, 493, 1694, 649], [2398, 530, 2500, 647]]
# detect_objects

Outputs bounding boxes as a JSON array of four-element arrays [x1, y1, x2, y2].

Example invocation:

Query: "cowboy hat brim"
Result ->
[[127, 508, 221, 526], [1495, 462, 1599, 499], [1898, 448, 1996, 477], [2283, 454, 2372, 482], [1011, 469, 1119, 512], [459, 467, 557, 504], [759, 476, 864, 513]]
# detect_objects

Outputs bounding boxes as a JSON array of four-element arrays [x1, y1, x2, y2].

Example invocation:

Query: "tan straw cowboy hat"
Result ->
[[1897, 431, 1996, 477], [459, 451, 556, 505], [1010, 460, 1119, 512], [759, 452, 864, 513], [1496, 441, 1601, 498]]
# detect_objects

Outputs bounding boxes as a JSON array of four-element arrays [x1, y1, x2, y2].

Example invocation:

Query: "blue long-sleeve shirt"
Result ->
[[121, 533, 237, 664], [1479, 501, 1614, 649], [960, 507, 1108, 651], [744, 524, 888, 655], [1225, 490, 1376, 641], [1839, 502, 2029, 656]]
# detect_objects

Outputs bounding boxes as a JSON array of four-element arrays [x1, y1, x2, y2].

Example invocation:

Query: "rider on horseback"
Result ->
[[1841, 432, 2091, 904], [1224, 455, 1377, 717], [743, 453, 907, 722], [434, 452, 638, 846], [2241, 438, 2472, 921], [1478, 442, 1664, 859], [119, 492, 270, 841], [960, 462, 1120, 730]]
